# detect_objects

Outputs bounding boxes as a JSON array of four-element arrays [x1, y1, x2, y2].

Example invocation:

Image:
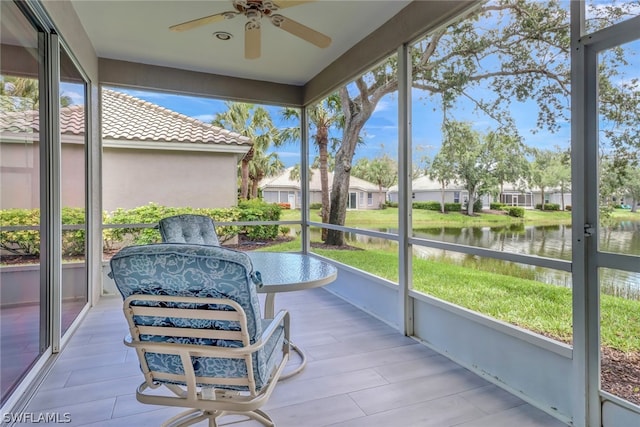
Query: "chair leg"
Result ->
[[244, 409, 275, 427], [160, 407, 274, 427]]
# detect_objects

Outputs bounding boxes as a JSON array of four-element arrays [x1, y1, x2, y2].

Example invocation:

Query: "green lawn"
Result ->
[[281, 207, 574, 228], [263, 237, 640, 353]]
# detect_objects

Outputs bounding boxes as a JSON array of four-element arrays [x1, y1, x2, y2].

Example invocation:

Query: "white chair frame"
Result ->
[[123, 294, 290, 427]]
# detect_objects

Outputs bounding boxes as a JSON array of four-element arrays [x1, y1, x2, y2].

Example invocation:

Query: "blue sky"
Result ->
[[105, 83, 572, 171]]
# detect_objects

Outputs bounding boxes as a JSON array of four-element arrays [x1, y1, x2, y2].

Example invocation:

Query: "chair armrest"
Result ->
[[260, 309, 290, 345]]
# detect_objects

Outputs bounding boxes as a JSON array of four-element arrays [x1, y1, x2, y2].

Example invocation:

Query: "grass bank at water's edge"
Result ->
[[262, 241, 640, 353]]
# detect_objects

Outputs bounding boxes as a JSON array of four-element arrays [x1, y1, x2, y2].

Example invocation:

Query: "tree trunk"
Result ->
[[440, 183, 446, 213], [326, 120, 365, 245], [251, 172, 264, 199], [325, 83, 379, 245], [318, 126, 330, 241], [466, 184, 477, 216], [240, 148, 254, 200]]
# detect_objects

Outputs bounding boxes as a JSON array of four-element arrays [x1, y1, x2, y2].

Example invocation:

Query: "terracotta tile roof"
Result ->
[[0, 90, 252, 147], [101, 89, 251, 146], [260, 166, 381, 192]]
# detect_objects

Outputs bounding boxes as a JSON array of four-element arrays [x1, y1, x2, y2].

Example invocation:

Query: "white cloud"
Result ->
[[373, 99, 393, 113], [194, 114, 214, 123]]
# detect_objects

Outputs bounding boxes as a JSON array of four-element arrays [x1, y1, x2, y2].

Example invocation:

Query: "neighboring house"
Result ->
[[388, 176, 572, 210], [500, 182, 572, 209], [0, 89, 252, 212], [260, 167, 386, 210], [388, 175, 469, 205]]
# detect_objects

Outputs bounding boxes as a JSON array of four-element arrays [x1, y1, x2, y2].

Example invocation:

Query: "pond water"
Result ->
[[320, 221, 640, 299], [412, 222, 640, 299]]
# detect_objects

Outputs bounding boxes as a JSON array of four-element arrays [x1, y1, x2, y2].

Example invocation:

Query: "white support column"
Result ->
[[570, 2, 600, 425], [397, 43, 413, 336], [300, 107, 311, 254]]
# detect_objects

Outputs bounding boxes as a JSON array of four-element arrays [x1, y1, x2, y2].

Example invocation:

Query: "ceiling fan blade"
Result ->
[[270, 14, 331, 48], [273, 1, 316, 9], [169, 12, 234, 32], [245, 22, 261, 59]]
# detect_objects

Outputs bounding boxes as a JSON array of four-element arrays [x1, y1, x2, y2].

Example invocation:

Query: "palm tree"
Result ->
[[352, 154, 397, 208], [212, 102, 279, 200], [281, 94, 343, 240], [1, 76, 73, 110], [288, 164, 313, 182], [248, 151, 285, 199]]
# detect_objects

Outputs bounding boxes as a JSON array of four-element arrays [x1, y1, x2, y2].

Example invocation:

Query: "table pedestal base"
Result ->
[[281, 342, 307, 380]]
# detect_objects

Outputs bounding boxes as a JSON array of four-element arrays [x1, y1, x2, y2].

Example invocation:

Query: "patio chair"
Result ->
[[158, 214, 221, 246], [109, 243, 290, 427]]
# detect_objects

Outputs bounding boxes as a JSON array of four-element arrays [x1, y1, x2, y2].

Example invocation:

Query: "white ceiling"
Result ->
[[71, 0, 411, 86]]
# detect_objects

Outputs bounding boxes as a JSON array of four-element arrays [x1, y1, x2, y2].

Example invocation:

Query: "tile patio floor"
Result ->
[[18, 287, 568, 426]]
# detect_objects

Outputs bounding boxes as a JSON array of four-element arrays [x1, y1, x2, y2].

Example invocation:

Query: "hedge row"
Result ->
[[535, 203, 561, 211], [412, 201, 464, 212], [0, 201, 282, 257]]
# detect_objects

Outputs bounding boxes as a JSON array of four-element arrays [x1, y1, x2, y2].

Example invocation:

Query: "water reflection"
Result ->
[[414, 224, 574, 260]]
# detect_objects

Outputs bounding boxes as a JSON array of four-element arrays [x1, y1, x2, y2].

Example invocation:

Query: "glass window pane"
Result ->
[[306, 53, 399, 247], [101, 88, 298, 253], [413, 246, 573, 344], [597, 39, 640, 258], [585, 1, 640, 33], [310, 229, 399, 283], [596, 37, 640, 407], [408, 0, 574, 344], [410, 0, 572, 260], [599, 267, 640, 405], [0, 0, 43, 405], [60, 47, 88, 335]]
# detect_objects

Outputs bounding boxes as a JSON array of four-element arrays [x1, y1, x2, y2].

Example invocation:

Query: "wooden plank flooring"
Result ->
[[19, 288, 568, 426]]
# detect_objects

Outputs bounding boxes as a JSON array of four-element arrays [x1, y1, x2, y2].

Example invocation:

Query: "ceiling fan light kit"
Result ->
[[169, 0, 331, 59]]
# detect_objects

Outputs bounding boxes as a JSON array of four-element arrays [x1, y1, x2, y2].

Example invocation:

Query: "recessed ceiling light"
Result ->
[[213, 32, 232, 41]]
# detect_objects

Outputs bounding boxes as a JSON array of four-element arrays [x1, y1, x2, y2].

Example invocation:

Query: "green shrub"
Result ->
[[535, 203, 560, 211], [0, 208, 41, 256], [237, 199, 281, 239], [61, 207, 87, 256], [506, 207, 525, 218], [385, 201, 398, 208], [413, 201, 442, 211], [444, 202, 462, 212], [279, 226, 291, 237], [0, 207, 88, 257], [103, 203, 242, 247], [490, 202, 506, 210], [309, 203, 322, 210]]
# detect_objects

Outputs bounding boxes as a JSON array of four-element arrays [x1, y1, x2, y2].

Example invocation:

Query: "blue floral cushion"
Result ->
[[159, 214, 221, 246], [109, 243, 278, 391]]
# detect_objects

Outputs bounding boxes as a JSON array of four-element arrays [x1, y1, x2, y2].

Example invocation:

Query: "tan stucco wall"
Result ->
[[1, 141, 87, 209], [61, 142, 87, 208], [103, 147, 239, 212], [0, 141, 40, 209]]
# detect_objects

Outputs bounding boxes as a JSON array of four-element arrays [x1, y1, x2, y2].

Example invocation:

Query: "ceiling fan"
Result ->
[[169, 0, 332, 60]]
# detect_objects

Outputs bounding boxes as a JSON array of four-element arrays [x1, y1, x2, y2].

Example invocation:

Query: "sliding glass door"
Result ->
[[0, 0, 45, 405], [0, 0, 89, 408]]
